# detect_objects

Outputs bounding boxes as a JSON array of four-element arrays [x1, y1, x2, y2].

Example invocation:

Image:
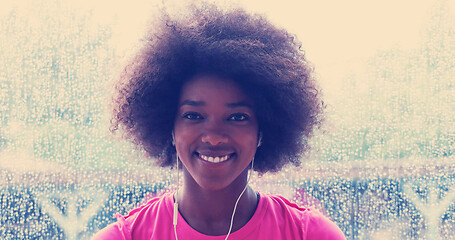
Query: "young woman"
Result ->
[[93, 3, 346, 240]]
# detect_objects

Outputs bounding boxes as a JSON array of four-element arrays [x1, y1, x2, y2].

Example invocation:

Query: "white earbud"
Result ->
[[257, 132, 262, 147]]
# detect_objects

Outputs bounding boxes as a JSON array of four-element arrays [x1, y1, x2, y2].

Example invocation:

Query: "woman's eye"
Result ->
[[228, 113, 249, 121], [182, 112, 203, 120]]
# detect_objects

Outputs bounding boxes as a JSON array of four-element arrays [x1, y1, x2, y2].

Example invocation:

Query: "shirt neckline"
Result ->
[[166, 191, 267, 239]]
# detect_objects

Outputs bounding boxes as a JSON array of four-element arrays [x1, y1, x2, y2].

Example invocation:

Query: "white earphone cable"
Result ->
[[173, 153, 256, 240], [224, 157, 254, 240], [173, 153, 179, 240]]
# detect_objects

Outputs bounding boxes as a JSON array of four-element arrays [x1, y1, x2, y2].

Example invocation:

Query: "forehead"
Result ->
[[179, 75, 251, 103]]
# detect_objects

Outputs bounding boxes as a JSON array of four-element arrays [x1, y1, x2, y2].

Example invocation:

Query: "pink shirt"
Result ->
[[92, 192, 346, 240]]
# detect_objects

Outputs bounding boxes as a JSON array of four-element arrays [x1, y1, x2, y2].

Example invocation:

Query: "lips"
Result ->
[[195, 152, 235, 163]]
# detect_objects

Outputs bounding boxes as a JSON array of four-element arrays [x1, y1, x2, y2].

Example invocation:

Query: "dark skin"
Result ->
[[173, 75, 260, 236], [177, 167, 258, 235]]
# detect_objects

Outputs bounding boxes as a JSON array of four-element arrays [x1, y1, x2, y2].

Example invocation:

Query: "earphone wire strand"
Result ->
[[173, 153, 179, 240], [173, 154, 255, 240], [224, 157, 254, 240]]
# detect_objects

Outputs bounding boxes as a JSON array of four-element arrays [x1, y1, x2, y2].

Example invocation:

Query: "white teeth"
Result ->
[[199, 154, 230, 163]]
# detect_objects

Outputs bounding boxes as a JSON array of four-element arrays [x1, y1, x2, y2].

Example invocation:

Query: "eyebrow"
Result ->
[[226, 101, 253, 108], [179, 100, 253, 109], [179, 100, 204, 107]]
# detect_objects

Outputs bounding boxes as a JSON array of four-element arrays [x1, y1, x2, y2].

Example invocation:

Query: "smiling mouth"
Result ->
[[196, 153, 234, 163]]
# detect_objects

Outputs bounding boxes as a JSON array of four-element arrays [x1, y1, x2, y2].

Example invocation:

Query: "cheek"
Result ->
[[234, 129, 258, 152], [174, 125, 199, 151]]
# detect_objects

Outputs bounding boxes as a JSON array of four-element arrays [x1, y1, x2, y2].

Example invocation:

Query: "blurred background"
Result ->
[[0, 0, 454, 239]]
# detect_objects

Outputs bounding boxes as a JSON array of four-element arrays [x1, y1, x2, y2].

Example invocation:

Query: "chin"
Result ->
[[195, 179, 232, 191]]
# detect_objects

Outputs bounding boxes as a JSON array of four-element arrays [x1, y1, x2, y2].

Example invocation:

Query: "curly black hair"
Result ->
[[111, 3, 323, 173]]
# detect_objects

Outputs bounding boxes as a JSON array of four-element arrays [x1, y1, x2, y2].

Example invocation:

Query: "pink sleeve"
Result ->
[[90, 214, 132, 240], [304, 210, 346, 240]]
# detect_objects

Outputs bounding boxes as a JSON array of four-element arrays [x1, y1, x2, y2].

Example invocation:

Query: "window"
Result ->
[[1, 0, 453, 239]]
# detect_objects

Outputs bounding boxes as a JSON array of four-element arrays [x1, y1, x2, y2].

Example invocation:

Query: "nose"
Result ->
[[201, 126, 228, 146]]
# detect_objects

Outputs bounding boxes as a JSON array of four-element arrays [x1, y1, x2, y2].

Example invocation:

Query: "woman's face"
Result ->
[[174, 75, 259, 191]]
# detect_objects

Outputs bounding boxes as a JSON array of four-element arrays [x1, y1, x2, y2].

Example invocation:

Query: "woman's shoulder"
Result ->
[[260, 193, 346, 240], [260, 192, 310, 216], [124, 191, 173, 220], [91, 192, 174, 240], [303, 209, 346, 240]]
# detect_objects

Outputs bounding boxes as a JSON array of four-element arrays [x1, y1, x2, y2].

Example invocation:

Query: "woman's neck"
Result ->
[[176, 170, 258, 236]]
